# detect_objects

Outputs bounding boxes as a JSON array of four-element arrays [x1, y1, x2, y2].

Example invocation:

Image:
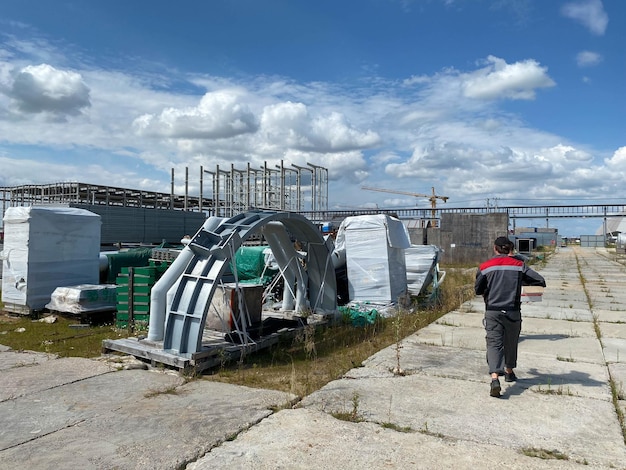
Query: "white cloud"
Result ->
[[0, 32, 620, 216], [402, 74, 430, 86], [260, 101, 380, 152], [561, 0, 608, 35], [0, 154, 162, 190], [576, 50, 603, 67], [544, 144, 593, 162], [7, 63, 90, 116], [133, 89, 258, 139], [462, 56, 555, 100], [605, 146, 626, 168]]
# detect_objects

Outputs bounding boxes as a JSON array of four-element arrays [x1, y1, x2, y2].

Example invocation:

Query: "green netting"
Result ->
[[230, 245, 277, 285], [339, 304, 379, 327]]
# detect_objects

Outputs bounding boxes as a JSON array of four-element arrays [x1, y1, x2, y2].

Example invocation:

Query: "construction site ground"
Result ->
[[1, 246, 625, 469]]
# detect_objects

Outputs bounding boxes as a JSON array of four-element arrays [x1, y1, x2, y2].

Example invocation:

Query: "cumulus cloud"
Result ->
[[384, 143, 551, 183], [260, 101, 380, 152], [462, 56, 555, 100], [561, 0, 608, 35], [133, 89, 258, 139], [576, 50, 603, 67], [605, 146, 626, 168], [0, 30, 619, 215], [8, 63, 90, 116], [544, 144, 593, 162], [0, 154, 160, 190], [377, 139, 607, 203]]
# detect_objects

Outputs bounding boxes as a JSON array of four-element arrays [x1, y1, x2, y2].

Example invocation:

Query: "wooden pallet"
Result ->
[[103, 313, 326, 373]]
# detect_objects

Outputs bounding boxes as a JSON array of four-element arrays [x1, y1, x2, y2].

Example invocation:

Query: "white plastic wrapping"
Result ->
[[336, 214, 410, 303], [405, 245, 442, 296], [46, 284, 117, 314], [1, 206, 101, 311]]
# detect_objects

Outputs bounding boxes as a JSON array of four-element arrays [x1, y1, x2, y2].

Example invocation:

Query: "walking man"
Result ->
[[475, 236, 546, 398]]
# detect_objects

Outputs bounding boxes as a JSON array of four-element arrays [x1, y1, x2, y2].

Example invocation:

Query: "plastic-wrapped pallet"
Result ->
[[1, 206, 101, 313], [335, 214, 410, 303], [405, 245, 442, 296], [46, 284, 117, 314]]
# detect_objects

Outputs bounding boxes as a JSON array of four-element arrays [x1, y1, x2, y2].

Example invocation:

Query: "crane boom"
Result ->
[[361, 186, 431, 198], [361, 185, 449, 227], [361, 186, 449, 204]]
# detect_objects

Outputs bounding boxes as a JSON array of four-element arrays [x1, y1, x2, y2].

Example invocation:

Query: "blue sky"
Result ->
[[0, 0, 624, 236]]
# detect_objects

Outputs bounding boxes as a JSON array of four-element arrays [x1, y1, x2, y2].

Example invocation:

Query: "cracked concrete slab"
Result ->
[[0, 370, 296, 469], [3, 247, 626, 469], [187, 407, 582, 470]]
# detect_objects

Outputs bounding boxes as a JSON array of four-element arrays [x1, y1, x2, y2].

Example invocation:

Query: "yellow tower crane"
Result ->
[[361, 186, 449, 227]]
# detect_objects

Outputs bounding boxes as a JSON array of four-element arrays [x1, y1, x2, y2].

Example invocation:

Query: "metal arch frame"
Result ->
[[163, 210, 337, 355]]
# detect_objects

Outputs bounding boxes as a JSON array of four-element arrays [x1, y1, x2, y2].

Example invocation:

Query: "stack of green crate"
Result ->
[[115, 259, 170, 330]]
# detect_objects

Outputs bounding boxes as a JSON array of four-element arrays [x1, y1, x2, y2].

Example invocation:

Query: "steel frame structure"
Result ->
[[0, 161, 329, 227], [202, 160, 328, 218]]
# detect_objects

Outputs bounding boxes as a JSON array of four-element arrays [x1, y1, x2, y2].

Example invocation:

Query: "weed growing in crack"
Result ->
[[521, 447, 569, 461], [144, 384, 180, 398], [392, 310, 406, 376], [380, 422, 413, 433], [609, 376, 626, 444], [556, 355, 576, 363], [331, 391, 364, 423], [534, 379, 575, 396], [419, 421, 444, 438]]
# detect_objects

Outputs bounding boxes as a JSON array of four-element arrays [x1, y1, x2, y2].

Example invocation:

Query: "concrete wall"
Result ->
[[406, 212, 509, 265], [580, 235, 605, 248]]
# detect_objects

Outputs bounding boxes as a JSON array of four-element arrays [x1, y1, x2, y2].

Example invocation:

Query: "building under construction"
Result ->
[[0, 161, 329, 244]]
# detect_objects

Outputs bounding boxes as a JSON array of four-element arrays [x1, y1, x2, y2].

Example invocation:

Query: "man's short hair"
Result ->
[[494, 236, 510, 247], [494, 236, 513, 254]]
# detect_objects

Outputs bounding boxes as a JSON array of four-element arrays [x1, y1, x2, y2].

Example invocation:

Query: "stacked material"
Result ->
[[335, 214, 410, 304], [115, 260, 170, 329], [46, 284, 117, 314], [1, 206, 101, 314], [405, 245, 442, 296]]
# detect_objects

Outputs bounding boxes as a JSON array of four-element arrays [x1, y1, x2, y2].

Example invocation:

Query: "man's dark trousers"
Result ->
[[485, 309, 522, 375]]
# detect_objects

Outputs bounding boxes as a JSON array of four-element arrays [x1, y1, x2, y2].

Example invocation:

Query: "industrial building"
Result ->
[[0, 161, 329, 245]]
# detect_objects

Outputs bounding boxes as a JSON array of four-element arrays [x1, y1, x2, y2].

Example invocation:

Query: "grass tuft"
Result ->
[[521, 447, 569, 460]]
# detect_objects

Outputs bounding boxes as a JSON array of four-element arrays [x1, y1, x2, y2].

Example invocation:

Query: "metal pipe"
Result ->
[[184, 167, 189, 211], [199, 165, 203, 213], [170, 168, 175, 209], [215, 164, 220, 217], [147, 216, 227, 341]]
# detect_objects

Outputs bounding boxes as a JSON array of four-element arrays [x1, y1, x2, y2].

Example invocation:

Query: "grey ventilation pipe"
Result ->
[[147, 216, 227, 341]]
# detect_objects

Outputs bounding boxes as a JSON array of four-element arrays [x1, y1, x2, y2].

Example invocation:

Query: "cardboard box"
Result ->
[[521, 286, 544, 302]]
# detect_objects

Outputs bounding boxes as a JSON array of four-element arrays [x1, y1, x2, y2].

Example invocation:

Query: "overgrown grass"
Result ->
[[0, 313, 130, 357], [203, 267, 475, 397], [0, 265, 475, 398]]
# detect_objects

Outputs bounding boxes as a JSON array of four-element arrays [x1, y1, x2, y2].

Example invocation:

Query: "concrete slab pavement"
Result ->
[[195, 247, 626, 469], [0, 351, 296, 469], [2, 246, 626, 469]]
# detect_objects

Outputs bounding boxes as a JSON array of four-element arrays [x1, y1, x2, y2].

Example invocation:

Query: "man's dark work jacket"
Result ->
[[475, 254, 546, 312]]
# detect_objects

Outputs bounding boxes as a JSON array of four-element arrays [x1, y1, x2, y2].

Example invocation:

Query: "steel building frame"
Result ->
[[0, 161, 329, 226]]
